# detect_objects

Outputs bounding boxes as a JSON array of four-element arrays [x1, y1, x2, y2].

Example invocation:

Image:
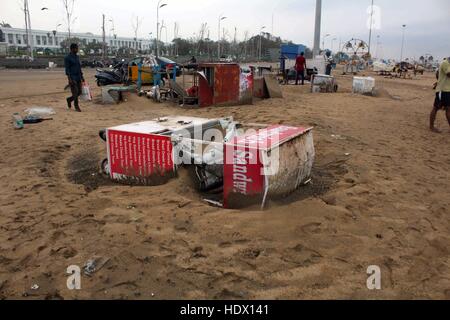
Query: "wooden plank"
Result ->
[[169, 79, 186, 98], [263, 75, 283, 99]]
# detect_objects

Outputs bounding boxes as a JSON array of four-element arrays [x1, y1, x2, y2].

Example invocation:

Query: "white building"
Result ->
[[0, 27, 152, 53]]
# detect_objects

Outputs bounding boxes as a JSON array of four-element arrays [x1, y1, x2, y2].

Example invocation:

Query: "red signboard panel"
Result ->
[[107, 130, 174, 178], [223, 144, 264, 209], [231, 125, 310, 150]]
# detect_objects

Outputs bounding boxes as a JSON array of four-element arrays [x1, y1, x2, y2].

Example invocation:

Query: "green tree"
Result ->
[[60, 37, 82, 52], [0, 21, 12, 28], [85, 41, 107, 55], [172, 38, 192, 56]]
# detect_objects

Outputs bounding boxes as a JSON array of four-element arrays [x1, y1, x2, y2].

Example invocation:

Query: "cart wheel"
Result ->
[[155, 90, 161, 103], [99, 129, 107, 142], [100, 158, 110, 176]]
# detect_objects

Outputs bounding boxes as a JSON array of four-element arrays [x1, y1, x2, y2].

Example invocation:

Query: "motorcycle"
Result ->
[[95, 60, 128, 87]]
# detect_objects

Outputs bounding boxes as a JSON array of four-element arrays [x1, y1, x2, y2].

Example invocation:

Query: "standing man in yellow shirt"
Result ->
[[430, 57, 450, 133]]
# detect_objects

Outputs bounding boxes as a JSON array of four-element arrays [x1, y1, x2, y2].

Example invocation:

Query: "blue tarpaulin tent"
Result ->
[[281, 44, 307, 60], [280, 44, 306, 71]]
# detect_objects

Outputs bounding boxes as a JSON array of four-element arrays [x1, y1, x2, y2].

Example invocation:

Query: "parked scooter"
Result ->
[[95, 60, 128, 86]]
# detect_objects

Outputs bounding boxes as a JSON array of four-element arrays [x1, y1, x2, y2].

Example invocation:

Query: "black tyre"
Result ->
[[99, 129, 107, 142], [100, 158, 110, 176]]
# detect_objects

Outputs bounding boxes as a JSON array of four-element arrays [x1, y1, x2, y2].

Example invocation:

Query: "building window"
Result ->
[[42, 36, 47, 46], [8, 34, 14, 44], [49, 37, 53, 45], [36, 35, 41, 45], [16, 34, 22, 45]]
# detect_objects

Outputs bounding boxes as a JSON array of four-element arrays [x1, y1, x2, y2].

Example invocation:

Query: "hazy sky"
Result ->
[[1, 0, 449, 59]]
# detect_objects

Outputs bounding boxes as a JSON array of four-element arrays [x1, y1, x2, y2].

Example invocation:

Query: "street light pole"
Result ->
[[149, 32, 153, 54], [375, 35, 380, 59], [23, 0, 29, 56], [53, 23, 61, 51], [331, 38, 337, 53], [109, 19, 116, 54], [109, 19, 115, 37], [218, 15, 227, 60], [259, 26, 266, 62], [102, 14, 107, 60], [156, 0, 167, 57], [368, 0, 374, 55], [271, 12, 274, 35], [161, 25, 168, 54], [23, 0, 34, 60], [322, 33, 330, 51], [400, 24, 406, 62]]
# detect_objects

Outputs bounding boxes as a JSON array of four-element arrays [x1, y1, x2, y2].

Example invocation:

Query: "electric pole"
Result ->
[[23, 0, 34, 60], [218, 15, 227, 60], [156, 1, 168, 57], [400, 24, 406, 62], [102, 14, 106, 60], [368, 0, 374, 56], [24, 0, 29, 55]]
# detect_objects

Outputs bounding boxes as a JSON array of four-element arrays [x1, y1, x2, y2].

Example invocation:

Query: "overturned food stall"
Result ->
[[250, 66, 283, 99], [170, 63, 254, 107], [99, 116, 315, 209], [310, 74, 338, 93]]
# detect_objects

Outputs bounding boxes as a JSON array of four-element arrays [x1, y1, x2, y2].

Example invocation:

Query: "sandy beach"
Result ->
[[0, 67, 449, 300]]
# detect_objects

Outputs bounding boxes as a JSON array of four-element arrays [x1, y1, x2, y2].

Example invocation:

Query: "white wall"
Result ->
[[0, 27, 151, 50]]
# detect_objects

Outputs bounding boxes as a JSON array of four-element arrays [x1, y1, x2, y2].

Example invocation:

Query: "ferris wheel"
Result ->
[[341, 38, 370, 60], [339, 38, 370, 75]]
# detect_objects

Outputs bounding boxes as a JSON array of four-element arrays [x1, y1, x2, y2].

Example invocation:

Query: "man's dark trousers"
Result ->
[[67, 81, 82, 109], [296, 70, 305, 85]]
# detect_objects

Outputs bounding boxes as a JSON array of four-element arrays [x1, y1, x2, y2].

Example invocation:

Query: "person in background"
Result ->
[[430, 57, 450, 133], [325, 51, 334, 76], [280, 54, 288, 84], [295, 52, 306, 85], [64, 43, 84, 112]]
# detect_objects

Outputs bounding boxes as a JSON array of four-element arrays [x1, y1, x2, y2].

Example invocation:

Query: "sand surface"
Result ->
[[0, 68, 449, 300]]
